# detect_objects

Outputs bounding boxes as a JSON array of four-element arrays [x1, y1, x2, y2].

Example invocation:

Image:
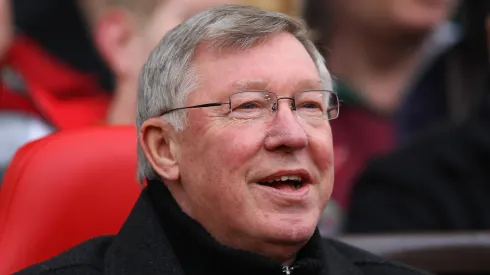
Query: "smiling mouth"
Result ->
[[257, 175, 307, 191]]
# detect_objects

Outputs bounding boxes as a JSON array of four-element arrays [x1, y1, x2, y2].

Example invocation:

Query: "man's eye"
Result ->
[[237, 102, 260, 109], [300, 102, 322, 109]]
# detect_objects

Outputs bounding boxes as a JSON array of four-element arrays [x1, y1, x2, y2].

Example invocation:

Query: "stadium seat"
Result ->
[[338, 232, 490, 274], [0, 126, 142, 274]]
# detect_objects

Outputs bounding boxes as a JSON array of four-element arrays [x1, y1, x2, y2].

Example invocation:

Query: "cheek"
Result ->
[[211, 128, 263, 172], [181, 127, 264, 214], [310, 129, 335, 202], [309, 127, 334, 171], [182, 122, 264, 181]]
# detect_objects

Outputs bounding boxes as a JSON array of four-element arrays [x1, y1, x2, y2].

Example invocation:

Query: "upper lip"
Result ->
[[255, 169, 313, 184]]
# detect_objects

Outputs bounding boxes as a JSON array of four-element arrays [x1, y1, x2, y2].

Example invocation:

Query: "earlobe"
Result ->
[[140, 118, 180, 181]]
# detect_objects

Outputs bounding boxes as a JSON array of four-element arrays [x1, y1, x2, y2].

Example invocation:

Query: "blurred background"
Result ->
[[1, 0, 490, 274]]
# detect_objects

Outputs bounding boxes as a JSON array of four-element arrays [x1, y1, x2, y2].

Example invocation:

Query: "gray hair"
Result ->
[[136, 4, 331, 181]]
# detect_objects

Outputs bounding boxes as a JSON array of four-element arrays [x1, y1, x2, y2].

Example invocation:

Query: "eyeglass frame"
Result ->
[[158, 89, 341, 121]]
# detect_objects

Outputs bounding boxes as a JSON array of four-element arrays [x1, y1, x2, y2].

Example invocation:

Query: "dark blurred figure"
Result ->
[[345, 0, 490, 233], [304, 0, 459, 234], [396, 0, 489, 143]]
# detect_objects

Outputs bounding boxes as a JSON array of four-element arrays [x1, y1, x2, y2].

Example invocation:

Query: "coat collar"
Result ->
[[102, 188, 364, 275], [104, 190, 185, 275]]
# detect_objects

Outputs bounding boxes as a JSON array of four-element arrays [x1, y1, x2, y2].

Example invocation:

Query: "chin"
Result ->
[[399, 11, 449, 31], [262, 214, 319, 245]]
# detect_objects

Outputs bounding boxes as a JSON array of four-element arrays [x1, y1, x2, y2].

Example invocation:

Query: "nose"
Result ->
[[264, 100, 308, 152]]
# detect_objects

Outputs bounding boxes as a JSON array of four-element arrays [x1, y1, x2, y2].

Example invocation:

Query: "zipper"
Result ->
[[282, 266, 295, 274]]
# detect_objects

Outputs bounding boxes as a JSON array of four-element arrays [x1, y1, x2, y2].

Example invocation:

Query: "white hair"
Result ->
[[136, 4, 331, 181]]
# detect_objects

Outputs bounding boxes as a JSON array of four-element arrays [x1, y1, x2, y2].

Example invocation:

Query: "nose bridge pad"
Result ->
[[290, 99, 296, 111], [272, 102, 278, 112], [274, 97, 296, 114]]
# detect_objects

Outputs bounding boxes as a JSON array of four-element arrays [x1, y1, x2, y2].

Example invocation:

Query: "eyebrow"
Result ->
[[293, 79, 323, 90], [232, 80, 269, 91], [232, 79, 323, 91]]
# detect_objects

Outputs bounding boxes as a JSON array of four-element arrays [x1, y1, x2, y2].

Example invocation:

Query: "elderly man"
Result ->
[[16, 5, 428, 275]]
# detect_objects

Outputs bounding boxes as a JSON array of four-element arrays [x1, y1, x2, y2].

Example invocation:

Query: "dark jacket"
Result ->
[[16, 184, 429, 275], [396, 0, 490, 144]]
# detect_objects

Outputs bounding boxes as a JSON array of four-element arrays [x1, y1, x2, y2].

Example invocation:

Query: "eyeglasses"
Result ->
[[159, 90, 340, 121]]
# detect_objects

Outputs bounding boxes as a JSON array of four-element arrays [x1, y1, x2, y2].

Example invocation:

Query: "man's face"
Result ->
[[340, 0, 458, 33], [0, 0, 12, 59], [173, 32, 334, 258]]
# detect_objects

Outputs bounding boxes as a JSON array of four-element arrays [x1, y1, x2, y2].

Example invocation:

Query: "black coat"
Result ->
[[16, 188, 428, 275]]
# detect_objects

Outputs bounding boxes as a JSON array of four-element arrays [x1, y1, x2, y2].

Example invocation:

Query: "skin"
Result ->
[[141, 32, 335, 264]]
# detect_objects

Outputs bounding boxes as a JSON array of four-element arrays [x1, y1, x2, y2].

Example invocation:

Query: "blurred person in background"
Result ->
[[78, 0, 243, 125], [304, 0, 460, 235], [1, 0, 114, 127], [0, 0, 240, 181], [346, 0, 490, 233], [396, 0, 489, 143], [0, 0, 110, 181]]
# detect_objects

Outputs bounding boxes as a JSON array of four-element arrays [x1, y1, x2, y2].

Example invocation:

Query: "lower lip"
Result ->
[[254, 182, 311, 200]]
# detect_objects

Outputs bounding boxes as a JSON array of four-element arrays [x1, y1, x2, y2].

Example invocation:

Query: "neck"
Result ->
[[166, 182, 307, 264], [147, 180, 325, 275], [106, 77, 137, 125], [327, 24, 428, 114]]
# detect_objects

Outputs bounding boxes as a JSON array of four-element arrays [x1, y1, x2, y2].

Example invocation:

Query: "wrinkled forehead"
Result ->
[[233, 79, 325, 92], [188, 39, 329, 103]]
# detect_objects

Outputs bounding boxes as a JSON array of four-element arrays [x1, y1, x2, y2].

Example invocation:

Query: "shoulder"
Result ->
[[14, 236, 114, 275], [323, 238, 431, 275]]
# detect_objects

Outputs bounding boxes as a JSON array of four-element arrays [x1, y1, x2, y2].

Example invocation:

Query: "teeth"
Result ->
[[267, 175, 303, 183]]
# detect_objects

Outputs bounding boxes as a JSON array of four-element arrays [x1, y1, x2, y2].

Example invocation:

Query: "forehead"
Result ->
[[190, 32, 327, 101], [233, 79, 324, 91]]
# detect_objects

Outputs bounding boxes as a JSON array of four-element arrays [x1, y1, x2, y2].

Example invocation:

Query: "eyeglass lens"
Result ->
[[229, 90, 339, 121]]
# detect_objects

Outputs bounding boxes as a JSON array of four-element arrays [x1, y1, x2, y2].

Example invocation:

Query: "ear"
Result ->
[[93, 8, 137, 77], [139, 118, 180, 181]]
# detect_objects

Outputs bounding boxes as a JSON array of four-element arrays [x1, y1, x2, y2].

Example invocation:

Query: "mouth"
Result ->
[[258, 175, 305, 190], [255, 171, 312, 195]]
